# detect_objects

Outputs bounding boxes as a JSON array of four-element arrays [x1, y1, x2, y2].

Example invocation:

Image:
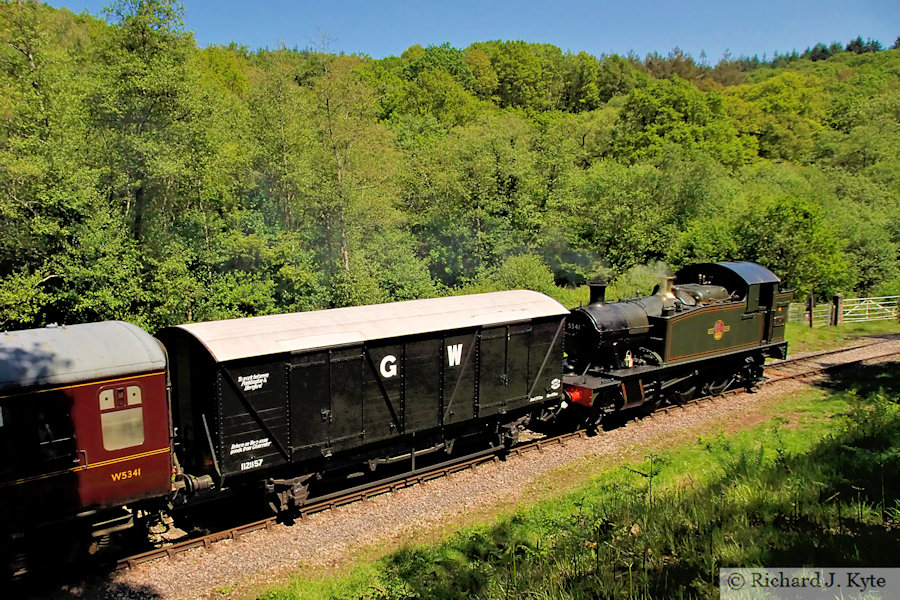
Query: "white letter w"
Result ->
[[447, 344, 463, 367]]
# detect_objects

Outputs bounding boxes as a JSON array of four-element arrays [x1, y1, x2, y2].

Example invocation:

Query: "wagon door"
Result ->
[[328, 348, 364, 448], [290, 351, 331, 458], [290, 349, 364, 458]]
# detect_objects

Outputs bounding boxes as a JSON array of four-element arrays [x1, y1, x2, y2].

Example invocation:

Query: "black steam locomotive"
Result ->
[[0, 261, 790, 568], [561, 261, 791, 428]]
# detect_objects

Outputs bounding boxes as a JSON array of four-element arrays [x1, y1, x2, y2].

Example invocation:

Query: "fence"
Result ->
[[788, 294, 900, 327]]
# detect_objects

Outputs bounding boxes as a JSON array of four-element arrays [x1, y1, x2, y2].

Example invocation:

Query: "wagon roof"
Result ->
[[0, 321, 166, 394], [171, 290, 569, 363]]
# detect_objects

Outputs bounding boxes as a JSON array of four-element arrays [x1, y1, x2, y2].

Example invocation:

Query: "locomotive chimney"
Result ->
[[664, 276, 675, 295], [588, 281, 607, 304], [656, 276, 676, 297]]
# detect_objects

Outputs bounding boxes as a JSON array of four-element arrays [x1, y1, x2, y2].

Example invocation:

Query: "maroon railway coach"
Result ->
[[0, 322, 172, 539]]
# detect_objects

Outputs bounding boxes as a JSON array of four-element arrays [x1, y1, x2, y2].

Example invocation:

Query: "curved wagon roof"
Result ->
[[0, 321, 166, 394], [167, 290, 569, 363]]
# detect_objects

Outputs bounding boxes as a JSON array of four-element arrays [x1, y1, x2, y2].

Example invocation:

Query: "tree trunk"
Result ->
[[339, 209, 349, 272]]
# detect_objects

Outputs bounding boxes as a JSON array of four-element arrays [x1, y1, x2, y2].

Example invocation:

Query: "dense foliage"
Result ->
[[1, 0, 898, 330]]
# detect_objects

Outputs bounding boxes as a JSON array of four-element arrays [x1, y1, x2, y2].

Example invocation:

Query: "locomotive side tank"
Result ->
[[563, 261, 792, 426]]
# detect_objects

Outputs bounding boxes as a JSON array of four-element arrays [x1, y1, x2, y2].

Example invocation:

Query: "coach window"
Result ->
[[28, 396, 76, 469], [99, 384, 145, 451]]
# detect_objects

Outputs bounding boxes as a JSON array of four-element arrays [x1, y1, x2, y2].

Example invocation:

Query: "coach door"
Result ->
[[0, 391, 79, 525], [70, 373, 171, 509]]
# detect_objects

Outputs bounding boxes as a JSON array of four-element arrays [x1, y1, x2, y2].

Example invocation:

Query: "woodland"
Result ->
[[1, 0, 898, 331]]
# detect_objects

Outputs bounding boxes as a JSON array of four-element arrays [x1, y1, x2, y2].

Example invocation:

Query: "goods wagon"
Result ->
[[157, 290, 567, 510]]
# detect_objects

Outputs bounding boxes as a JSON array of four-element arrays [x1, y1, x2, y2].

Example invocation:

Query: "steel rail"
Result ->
[[117, 431, 588, 569], [116, 342, 900, 570]]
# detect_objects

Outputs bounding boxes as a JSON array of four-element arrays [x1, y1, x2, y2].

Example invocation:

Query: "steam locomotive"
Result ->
[[0, 261, 790, 568]]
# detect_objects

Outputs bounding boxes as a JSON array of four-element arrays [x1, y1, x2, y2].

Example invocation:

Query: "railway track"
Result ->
[[117, 431, 589, 569], [116, 339, 900, 570], [764, 340, 900, 378]]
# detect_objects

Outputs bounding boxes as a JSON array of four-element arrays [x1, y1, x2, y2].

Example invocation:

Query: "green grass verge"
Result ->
[[260, 367, 900, 600], [785, 320, 900, 352]]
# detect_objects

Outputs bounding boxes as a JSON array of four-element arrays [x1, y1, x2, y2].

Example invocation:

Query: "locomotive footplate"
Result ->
[[603, 364, 668, 379]]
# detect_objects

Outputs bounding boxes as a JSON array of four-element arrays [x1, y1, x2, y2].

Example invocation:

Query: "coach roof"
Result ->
[[170, 290, 569, 363], [0, 321, 167, 394]]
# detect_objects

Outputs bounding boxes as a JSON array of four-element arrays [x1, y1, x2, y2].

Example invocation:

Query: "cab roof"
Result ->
[[166, 290, 569, 363], [676, 261, 781, 288], [0, 321, 166, 394]]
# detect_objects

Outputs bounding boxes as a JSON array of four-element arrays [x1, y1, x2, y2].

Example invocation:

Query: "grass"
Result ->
[[259, 363, 900, 600], [784, 319, 900, 352]]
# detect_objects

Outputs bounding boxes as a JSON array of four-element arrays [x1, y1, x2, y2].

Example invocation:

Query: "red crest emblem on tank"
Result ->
[[708, 319, 730, 340]]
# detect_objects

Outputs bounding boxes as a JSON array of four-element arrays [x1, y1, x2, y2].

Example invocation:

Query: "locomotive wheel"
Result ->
[[703, 374, 735, 396], [671, 383, 697, 404], [582, 411, 605, 435]]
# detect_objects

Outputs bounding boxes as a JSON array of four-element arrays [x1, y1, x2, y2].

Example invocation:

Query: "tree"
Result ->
[[470, 41, 564, 111], [401, 42, 475, 90], [464, 45, 497, 99], [612, 76, 755, 167], [596, 54, 644, 100], [0, 1, 108, 327], [560, 51, 601, 112], [401, 111, 539, 285], [248, 49, 317, 231], [807, 43, 831, 62], [92, 0, 201, 240], [727, 71, 826, 161], [844, 36, 881, 54], [643, 48, 706, 82]]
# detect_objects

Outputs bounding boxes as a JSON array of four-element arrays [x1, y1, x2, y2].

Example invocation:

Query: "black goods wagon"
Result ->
[[158, 291, 568, 510]]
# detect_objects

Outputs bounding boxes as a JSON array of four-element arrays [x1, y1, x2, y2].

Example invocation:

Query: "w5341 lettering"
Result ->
[[111, 468, 141, 482]]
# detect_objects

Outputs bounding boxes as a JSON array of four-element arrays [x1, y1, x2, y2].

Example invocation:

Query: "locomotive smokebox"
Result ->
[[588, 281, 608, 304]]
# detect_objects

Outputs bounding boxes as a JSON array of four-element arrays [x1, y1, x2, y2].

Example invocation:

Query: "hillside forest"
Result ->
[[1, 0, 899, 332]]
